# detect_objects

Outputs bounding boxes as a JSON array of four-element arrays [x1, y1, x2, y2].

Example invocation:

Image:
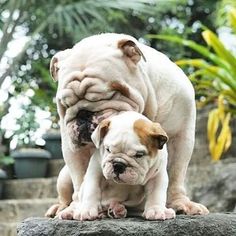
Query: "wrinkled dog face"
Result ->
[[92, 112, 168, 185], [50, 34, 147, 150]]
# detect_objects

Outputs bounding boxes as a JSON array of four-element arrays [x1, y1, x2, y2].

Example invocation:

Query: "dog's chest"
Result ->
[[100, 179, 145, 207]]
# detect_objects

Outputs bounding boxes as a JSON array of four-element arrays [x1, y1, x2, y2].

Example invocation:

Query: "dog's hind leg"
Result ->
[[45, 165, 73, 218], [166, 122, 209, 215], [107, 201, 127, 219]]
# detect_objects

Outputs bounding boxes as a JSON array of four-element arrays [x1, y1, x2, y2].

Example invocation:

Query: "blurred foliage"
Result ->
[[216, 0, 236, 27], [14, 104, 40, 147], [207, 96, 231, 161], [0, 153, 14, 169], [1, 0, 165, 147], [0, 103, 12, 167], [0, 0, 226, 148], [149, 7, 236, 161]]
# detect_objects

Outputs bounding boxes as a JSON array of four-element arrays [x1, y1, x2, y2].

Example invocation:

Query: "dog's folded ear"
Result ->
[[91, 120, 111, 148], [155, 134, 168, 150], [50, 49, 72, 81], [151, 123, 169, 150], [118, 39, 146, 64]]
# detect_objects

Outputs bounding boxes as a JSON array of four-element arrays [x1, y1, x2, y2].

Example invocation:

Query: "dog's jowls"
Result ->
[[45, 33, 209, 219]]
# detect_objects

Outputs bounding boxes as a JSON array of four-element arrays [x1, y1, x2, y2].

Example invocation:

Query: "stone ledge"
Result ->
[[3, 177, 57, 199], [0, 222, 17, 236], [17, 213, 236, 236], [0, 198, 56, 223]]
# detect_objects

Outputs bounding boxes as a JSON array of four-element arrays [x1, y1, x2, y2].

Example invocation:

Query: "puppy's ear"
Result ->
[[91, 120, 110, 148], [151, 123, 168, 150], [118, 39, 146, 64], [50, 49, 72, 81]]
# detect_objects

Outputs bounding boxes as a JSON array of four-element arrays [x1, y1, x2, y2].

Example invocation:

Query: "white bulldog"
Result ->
[[46, 33, 209, 218], [49, 111, 176, 220]]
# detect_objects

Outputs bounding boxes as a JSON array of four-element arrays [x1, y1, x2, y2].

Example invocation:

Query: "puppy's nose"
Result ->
[[113, 162, 126, 175]]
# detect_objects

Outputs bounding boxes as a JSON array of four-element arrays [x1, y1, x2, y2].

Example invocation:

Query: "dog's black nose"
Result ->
[[113, 162, 126, 175]]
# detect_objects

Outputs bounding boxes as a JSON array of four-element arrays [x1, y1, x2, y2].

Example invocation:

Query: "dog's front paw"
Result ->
[[108, 202, 127, 219], [45, 203, 68, 218], [73, 202, 102, 221], [57, 200, 81, 220], [57, 204, 75, 220], [168, 198, 209, 215], [143, 205, 176, 220]]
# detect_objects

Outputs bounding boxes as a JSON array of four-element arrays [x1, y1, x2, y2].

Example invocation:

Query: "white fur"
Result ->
[[45, 33, 209, 219], [76, 112, 175, 220]]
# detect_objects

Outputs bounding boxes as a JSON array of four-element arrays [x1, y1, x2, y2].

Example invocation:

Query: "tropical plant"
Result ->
[[0, 0, 161, 148], [207, 95, 232, 161], [0, 0, 159, 87], [216, 0, 236, 28], [0, 0, 221, 148], [148, 9, 236, 161]]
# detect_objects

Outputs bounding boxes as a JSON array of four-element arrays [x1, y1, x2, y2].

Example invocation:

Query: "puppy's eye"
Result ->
[[105, 147, 111, 153], [135, 151, 145, 158]]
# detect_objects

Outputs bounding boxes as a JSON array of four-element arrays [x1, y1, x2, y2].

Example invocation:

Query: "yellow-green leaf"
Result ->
[[202, 30, 236, 74]]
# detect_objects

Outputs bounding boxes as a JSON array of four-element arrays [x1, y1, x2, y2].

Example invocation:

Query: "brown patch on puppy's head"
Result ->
[[134, 119, 168, 157], [110, 81, 130, 97]]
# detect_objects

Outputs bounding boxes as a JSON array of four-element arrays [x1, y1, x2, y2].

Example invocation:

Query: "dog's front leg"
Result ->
[[143, 162, 175, 221], [73, 150, 104, 221]]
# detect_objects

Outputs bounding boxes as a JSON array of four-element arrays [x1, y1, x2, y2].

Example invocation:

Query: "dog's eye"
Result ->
[[135, 151, 145, 158], [105, 147, 111, 153]]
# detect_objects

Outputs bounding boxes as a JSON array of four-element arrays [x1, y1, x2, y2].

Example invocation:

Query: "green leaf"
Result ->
[[176, 59, 236, 91], [229, 8, 236, 31], [202, 30, 236, 73], [147, 34, 229, 69]]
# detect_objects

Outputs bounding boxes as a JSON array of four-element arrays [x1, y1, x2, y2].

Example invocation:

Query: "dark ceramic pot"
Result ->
[[12, 148, 51, 178], [43, 130, 63, 159]]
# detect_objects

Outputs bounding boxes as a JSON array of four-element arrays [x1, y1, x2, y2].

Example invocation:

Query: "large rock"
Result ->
[[17, 214, 236, 236]]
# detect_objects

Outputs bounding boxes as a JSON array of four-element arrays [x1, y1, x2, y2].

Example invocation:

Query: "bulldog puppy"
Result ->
[[48, 33, 209, 218], [48, 111, 175, 220]]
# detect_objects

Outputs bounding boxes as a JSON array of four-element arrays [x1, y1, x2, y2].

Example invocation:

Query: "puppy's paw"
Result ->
[[45, 203, 68, 218], [143, 205, 176, 221], [57, 205, 75, 220], [73, 202, 102, 221], [108, 202, 127, 219], [168, 198, 209, 215]]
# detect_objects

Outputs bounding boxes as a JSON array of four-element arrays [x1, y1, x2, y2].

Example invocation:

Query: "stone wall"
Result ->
[[186, 107, 236, 213], [187, 160, 236, 212]]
